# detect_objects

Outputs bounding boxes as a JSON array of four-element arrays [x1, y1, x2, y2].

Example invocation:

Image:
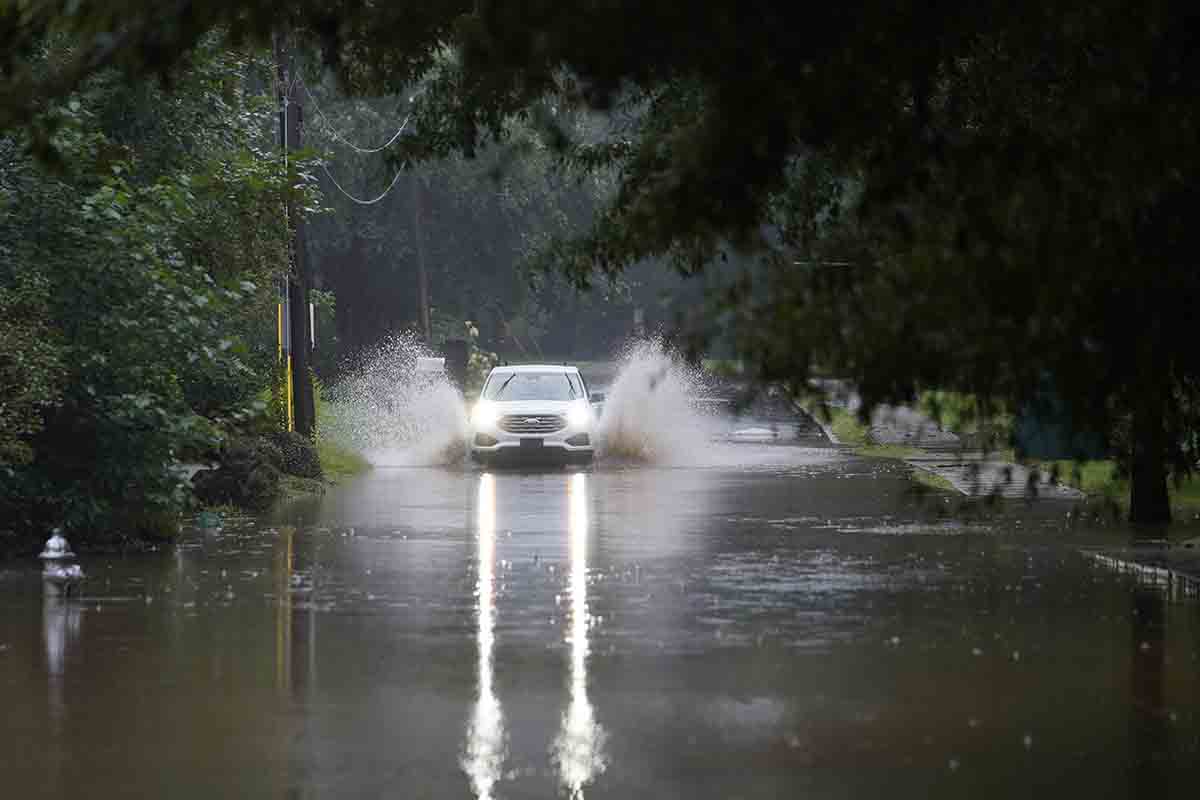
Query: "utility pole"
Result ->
[[275, 32, 316, 437]]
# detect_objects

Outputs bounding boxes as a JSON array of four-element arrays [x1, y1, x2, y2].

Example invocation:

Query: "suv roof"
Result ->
[[488, 364, 580, 374]]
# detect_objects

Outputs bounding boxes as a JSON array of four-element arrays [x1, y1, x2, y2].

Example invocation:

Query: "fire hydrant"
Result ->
[[39, 529, 84, 597]]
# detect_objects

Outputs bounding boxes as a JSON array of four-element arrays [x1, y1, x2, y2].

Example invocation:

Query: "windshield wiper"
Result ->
[[563, 374, 577, 399], [492, 373, 517, 399]]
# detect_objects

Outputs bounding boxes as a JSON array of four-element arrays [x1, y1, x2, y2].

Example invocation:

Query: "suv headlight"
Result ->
[[567, 402, 590, 428], [472, 401, 499, 428]]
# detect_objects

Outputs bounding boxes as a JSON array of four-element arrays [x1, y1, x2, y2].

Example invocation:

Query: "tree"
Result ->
[[298, 73, 625, 362], [2, 2, 1199, 521], [1, 36, 319, 543]]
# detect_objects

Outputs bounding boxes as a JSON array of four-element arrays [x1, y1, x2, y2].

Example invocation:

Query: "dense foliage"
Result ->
[[0, 40, 317, 544], [299, 78, 697, 365]]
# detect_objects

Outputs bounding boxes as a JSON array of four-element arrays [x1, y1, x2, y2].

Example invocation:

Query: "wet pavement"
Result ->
[[3, 438, 1200, 798]]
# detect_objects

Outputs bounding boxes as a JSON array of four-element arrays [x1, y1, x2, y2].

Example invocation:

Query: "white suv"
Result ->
[[469, 364, 601, 464]]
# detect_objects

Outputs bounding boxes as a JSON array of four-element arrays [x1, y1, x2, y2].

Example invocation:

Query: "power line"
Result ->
[[319, 159, 408, 205], [295, 75, 415, 204], [298, 76, 411, 154]]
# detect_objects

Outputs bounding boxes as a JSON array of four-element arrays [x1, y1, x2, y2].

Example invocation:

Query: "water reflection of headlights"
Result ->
[[554, 473, 608, 796], [463, 474, 506, 800]]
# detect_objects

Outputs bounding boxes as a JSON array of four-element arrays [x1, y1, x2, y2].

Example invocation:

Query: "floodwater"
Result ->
[[3, 431, 1200, 799]]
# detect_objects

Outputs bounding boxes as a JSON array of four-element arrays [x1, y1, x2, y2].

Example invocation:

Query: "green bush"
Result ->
[[0, 267, 64, 466], [0, 42, 321, 546], [919, 390, 1013, 451]]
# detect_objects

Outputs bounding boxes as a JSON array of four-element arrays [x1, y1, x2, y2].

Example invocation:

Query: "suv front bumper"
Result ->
[[470, 428, 594, 464]]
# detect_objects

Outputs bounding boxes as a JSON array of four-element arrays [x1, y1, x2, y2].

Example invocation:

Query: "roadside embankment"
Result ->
[[815, 390, 1200, 518], [316, 438, 371, 483], [812, 402, 1085, 501], [192, 430, 370, 512]]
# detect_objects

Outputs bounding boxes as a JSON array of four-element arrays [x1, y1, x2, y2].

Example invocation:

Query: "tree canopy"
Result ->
[[1, 35, 314, 539]]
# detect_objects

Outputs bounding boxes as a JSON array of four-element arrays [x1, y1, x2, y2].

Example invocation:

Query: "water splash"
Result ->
[[596, 338, 720, 466], [319, 334, 817, 473], [319, 332, 468, 467]]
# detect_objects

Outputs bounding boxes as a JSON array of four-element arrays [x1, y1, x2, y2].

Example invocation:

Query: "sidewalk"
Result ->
[[903, 450, 1085, 500], [823, 391, 1086, 501], [1086, 540, 1200, 591]]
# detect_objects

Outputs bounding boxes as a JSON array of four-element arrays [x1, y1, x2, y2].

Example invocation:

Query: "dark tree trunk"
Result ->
[[1129, 393, 1171, 525], [341, 233, 367, 353], [412, 175, 431, 342]]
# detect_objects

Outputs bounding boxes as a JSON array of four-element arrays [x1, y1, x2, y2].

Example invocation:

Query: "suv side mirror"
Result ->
[[589, 392, 605, 404]]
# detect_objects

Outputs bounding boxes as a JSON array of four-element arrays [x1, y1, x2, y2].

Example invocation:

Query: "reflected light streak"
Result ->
[[553, 473, 608, 797], [275, 527, 294, 692], [43, 598, 81, 731], [42, 599, 80, 800], [463, 474, 506, 799]]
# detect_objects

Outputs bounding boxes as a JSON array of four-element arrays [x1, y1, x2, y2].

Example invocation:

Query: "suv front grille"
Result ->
[[498, 414, 566, 434]]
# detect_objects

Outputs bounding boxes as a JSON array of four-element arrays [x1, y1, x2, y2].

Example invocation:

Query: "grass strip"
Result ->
[[1033, 458, 1200, 514], [825, 408, 955, 493], [910, 468, 959, 494], [317, 438, 371, 482]]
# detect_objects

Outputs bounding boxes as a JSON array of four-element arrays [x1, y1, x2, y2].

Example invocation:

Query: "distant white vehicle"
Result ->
[[414, 356, 445, 378], [469, 364, 602, 465]]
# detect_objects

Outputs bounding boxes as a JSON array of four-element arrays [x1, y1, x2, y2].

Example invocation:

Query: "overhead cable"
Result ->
[[319, 159, 407, 205], [299, 76, 412, 154]]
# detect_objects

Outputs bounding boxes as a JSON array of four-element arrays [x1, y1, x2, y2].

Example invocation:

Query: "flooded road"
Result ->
[[3, 440, 1200, 798]]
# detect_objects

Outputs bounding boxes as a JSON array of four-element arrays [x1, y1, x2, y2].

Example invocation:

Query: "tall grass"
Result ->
[[313, 377, 371, 481]]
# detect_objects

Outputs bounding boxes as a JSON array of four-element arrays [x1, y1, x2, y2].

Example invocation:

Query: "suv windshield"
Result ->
[[483, 372, 579, 402]]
